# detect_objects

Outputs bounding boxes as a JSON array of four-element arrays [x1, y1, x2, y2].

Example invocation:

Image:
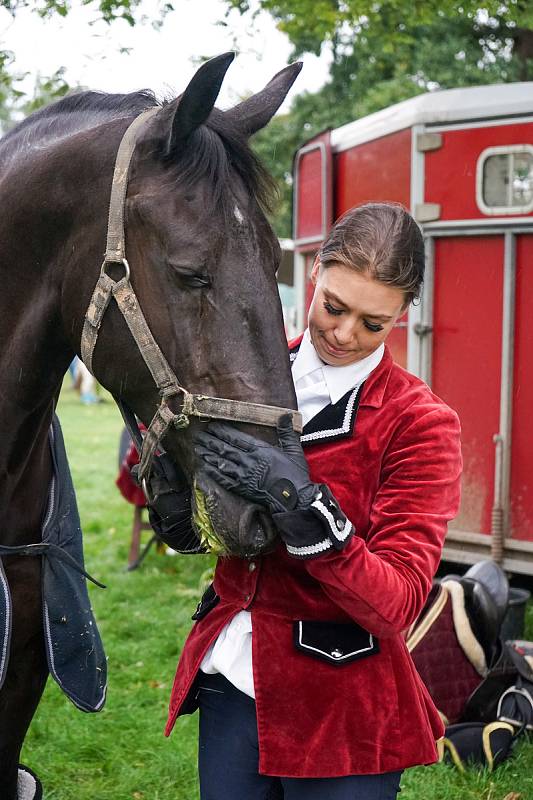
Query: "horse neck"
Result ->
[[0, 127, 116, 543]]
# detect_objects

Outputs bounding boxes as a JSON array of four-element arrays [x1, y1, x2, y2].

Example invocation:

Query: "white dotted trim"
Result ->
[[0, 560, 11, 688], [289, 351, 298, 363], [286, 538, 333, 557], [311, 499, 353, 543], [301, 385, 360, 443]]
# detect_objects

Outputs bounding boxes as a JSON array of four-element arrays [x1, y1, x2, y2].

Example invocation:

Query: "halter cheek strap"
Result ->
[[81, 108, 302, 483]]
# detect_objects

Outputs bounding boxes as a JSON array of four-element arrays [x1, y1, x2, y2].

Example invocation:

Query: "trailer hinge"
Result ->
[[413, 323, 433, 337], [415, 203, 441, 223], [416, 132, 443, 152]]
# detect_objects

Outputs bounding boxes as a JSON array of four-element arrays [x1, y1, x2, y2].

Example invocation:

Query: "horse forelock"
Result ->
[[159, 107, 278, 218]]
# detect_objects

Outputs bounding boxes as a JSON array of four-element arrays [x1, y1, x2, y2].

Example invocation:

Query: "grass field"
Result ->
[[21, 386, 533, 800]]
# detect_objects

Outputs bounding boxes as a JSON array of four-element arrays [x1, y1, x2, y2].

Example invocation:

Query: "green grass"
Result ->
[[22, 386, 533, 799]]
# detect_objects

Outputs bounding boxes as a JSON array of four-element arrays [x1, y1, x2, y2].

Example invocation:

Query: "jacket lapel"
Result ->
[[288, 339, 394, 447], [301, 384, 364, 446]]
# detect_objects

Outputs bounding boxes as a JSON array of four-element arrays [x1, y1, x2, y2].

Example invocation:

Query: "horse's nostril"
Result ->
[[238, 504, 277, 555]]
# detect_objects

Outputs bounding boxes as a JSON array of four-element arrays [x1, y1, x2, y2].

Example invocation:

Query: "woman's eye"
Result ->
[[364, 320, 384, 333], [324, 301, 342, 316]]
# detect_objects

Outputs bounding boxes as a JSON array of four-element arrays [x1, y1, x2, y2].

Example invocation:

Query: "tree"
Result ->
[[0, 1, 173, 27], [228, 1, 533, 236], [224, 1, 533, 77], [0, 1, 174, 128]]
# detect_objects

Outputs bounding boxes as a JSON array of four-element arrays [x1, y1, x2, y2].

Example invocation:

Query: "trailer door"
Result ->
[[510, 233, 533, 544], [430, 235, 504, 537]]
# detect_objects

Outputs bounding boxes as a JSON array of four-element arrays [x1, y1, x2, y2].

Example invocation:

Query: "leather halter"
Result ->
[[81, 109, 302, 483]]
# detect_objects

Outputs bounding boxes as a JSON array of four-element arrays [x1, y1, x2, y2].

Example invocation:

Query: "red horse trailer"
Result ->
[[292, 82, 533, 574]]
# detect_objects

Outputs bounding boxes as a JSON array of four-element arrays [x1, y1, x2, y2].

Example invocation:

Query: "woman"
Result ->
[[164, 202, 462, 799]]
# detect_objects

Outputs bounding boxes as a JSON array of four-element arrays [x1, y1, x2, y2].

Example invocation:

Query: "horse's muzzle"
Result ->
[[192, 472, 278, 557], [238, 503, 277, 556]]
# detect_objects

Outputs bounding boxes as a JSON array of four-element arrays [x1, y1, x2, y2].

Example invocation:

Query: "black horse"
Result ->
[[0, 53, 300, 798]]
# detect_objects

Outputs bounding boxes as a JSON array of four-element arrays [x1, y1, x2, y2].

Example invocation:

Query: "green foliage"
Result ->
[[0, 1, 175, 132], [238, 0, 533, 237], [1, 1, 144, 26], [0, 67, 71, 133], [0, 0, 176, 25], [231, 1, 533, 62]]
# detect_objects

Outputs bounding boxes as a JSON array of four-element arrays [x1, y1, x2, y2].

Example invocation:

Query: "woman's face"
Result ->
[[308, 260, 406, 366]]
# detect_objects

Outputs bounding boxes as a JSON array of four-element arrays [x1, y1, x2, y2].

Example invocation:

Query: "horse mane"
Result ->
[[0, 89, 277, 214]]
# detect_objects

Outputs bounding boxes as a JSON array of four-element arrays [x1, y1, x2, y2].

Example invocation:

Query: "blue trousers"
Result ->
[[197, 672, 403, 800]]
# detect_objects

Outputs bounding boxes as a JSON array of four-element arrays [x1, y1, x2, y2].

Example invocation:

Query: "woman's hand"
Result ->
[[194, 415, 354, 558], [194, 414, 315, 514]]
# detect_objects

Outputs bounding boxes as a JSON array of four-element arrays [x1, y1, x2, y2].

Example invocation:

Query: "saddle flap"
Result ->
[[408, 583, 484, 723]]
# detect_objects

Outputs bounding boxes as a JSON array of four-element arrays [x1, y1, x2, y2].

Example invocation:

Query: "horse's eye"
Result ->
[[184, 274, 211, 289], [170, 265, 211, 289]]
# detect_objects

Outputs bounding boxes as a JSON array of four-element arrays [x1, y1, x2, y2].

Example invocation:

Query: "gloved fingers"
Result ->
[[200, 421, 263, 453], [276, 413, 295, 436], [198, 452, 242, 480], [194, 432, 247, 462], [276, 413, 305, 457], [195, 441, 247, 471], [199, 463, 240, 493]]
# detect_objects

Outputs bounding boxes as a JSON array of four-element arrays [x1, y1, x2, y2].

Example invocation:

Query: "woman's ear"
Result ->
[[310, 256, 321, 286]]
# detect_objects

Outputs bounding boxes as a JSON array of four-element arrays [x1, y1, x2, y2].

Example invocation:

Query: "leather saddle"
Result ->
[[406, 560, 510, 723]]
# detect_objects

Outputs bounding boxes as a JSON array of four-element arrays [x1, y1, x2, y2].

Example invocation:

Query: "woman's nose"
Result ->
[[333, 321, 355, 345]]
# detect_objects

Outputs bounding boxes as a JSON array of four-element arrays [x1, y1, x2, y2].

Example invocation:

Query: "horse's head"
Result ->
[[87, 54, 301, 556]]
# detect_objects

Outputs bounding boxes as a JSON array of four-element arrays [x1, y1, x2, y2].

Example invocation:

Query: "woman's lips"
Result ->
[[321, 338, 350, 357]]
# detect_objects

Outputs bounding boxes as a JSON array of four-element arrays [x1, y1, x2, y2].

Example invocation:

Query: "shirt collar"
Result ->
[[291, 329, 385, 405]]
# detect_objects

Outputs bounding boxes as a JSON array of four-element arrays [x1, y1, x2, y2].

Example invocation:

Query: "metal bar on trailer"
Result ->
[[423, 222, 533, 235], [293, 251, 307, 336], [418, 235, 434, 385], [493, 232, 516, 554], [407, 124, 426, 378]]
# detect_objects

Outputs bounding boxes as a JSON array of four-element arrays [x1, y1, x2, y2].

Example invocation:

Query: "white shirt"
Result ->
[[292, 330, 384, 427], [200, 332, 385, 698]]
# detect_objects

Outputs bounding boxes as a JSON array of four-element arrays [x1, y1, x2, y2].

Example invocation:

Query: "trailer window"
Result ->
[[477, 146, 533, 215]]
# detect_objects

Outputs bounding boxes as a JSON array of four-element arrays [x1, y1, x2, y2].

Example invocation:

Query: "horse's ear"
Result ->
[[225, 62, 303, 137], [166, 52, 235, 155]]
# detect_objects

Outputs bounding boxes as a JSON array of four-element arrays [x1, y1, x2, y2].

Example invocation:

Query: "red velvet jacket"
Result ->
[[165, 341, 462, 778]]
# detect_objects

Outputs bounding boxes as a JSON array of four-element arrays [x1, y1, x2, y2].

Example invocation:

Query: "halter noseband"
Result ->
[[80, 109, 302, 483]]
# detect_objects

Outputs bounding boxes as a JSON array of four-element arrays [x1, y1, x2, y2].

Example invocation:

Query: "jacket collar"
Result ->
[[288, 338, 393, 445]]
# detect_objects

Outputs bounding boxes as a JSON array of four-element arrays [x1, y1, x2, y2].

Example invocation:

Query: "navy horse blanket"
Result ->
[[0, 414, 107, 712]]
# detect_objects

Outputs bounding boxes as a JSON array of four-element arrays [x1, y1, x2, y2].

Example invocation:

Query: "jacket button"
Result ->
[[336, 519, 344, 531], [331, 649, 343, 658], [248, 561, 256, 572], [244, 594, 251, 602]]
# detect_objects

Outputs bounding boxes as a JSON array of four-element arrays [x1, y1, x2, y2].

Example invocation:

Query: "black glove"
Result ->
[[133, 452, 204, 554], [194, 416, 354, 558]]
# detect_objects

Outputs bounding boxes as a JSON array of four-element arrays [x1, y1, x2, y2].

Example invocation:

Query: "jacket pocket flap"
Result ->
[[293, 620, 379, 665]]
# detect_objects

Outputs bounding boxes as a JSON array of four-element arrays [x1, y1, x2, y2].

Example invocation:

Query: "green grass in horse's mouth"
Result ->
[[192, 483, 228, 556]]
